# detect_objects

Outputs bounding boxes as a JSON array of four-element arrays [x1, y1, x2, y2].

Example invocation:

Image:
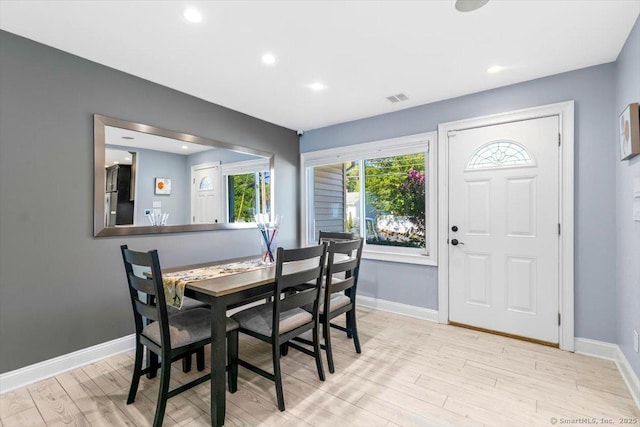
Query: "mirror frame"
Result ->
[[94, 114, 274, 237]]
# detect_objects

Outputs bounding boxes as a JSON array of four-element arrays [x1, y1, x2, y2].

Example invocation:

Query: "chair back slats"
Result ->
[[324, 238, 364, 308], [128, 272, 157, 295], [279, 244, 326, 263], [275, 244, 327, 294], [135, 299, 160, 322], [318, 231, 354, 243], [328, 276, 355, 295], [328, 257, 359, 275], [280, 288, 316, 312], [272, 244, 327, 338], [279, 266, 322, 289], [121, 245, 171, 347], [329, 238, 362, 255], [122, 248, 154, 268]]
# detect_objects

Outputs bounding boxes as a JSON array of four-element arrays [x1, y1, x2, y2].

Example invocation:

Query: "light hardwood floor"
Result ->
[[1, 308, 638, 426]]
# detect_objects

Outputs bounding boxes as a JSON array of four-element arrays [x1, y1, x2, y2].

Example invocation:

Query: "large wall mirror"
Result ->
[[94, 115, 274, 237]]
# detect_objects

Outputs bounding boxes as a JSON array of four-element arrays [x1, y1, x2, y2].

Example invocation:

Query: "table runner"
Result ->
[[163, 258, 265, 309]]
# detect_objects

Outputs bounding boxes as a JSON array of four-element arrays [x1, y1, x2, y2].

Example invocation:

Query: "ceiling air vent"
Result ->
[[386, 93, 409, 103]]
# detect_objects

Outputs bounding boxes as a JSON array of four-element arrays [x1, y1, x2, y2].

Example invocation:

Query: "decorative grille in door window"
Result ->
[[466, 140, 534, 170], [199, 176, 213, 190]]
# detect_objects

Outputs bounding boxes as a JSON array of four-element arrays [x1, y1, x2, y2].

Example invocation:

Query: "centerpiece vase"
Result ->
[[255, 214, 281, 266]]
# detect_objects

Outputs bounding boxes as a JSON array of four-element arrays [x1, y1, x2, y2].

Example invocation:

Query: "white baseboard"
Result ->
[[574, 337, 620, 359], [357, 295, 439, 323], [575, 337, 640, 409], [0, 334, 135, 394]]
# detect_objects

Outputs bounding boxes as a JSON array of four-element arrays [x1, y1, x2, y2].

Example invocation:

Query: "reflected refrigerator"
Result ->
[[105, 165, 134, 226]]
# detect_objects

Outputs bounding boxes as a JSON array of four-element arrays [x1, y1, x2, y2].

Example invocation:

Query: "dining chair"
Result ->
[[294, 238, 364, 373], [167, 296, 211, 373], [120, 245, 239, 427], [134, 270, 211, 377], [231, 243, 328, 411]]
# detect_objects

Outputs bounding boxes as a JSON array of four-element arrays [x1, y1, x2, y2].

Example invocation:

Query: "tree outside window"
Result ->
[[228, 171, 270, 222], [364, 153, 425, 248]]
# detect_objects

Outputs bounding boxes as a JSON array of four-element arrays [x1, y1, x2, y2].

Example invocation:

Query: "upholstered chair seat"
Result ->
[[233, 304, 312, 337], [319, 293, 351, 314], [143, 308, 239, 348]]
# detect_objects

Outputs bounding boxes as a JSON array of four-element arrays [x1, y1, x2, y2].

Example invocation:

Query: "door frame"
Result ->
[[437, 101, 575, 351]]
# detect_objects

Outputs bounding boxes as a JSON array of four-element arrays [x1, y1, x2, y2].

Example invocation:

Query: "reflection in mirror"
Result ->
[[94, 115, 274, 237]]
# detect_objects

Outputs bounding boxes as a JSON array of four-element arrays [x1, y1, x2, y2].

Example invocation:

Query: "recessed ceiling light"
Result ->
[[182, 145, 189, 150], [487, 65, 504, 74], [309, 82, 327, 91], [455, 0, 489, 12], [125, 157, 131, 161], [113, 161, 120, 164], [262, 53, 276, 65], [183, 8, 203, 23]]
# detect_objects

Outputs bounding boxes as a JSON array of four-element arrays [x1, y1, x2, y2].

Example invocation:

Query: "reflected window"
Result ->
[[199, 176, 214, 190], [467, 140, 534, 170], [227, 171, 270, 222]]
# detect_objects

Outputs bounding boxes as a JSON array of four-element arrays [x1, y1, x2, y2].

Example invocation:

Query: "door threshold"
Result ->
[[448, 321, 559, 348]]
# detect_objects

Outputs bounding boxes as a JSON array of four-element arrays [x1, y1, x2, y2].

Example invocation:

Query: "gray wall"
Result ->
[[615, 17, 640, 377], [0, 30, 299, 373], [301, 64, 618, 342]]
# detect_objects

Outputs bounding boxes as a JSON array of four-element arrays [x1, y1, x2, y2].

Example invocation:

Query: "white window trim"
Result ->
[[221, 158, 270, 176], [300, 131, 437, 266]]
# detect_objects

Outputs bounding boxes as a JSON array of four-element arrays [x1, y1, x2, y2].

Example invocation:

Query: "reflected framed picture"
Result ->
[[619, 103, 640, 161], [155, 177, 171, 195]]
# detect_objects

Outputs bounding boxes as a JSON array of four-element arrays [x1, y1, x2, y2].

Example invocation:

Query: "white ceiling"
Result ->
[[104, 126, 213, 166], [1, 1, 638, 132], [105, 126, 213, 155]]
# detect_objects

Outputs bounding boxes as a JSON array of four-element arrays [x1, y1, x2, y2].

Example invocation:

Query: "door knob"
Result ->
[[451, 225, 458, 232], [451, 239, 464, 246]]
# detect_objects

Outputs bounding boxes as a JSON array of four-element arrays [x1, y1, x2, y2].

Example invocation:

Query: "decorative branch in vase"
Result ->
[[255, 214, 281, 265]]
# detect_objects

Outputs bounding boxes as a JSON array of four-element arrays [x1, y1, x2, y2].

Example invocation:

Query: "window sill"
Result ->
[[362, 250, 437, 266]]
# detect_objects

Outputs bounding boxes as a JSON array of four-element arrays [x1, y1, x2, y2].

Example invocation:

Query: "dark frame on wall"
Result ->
[[619, 102, 640, 161]]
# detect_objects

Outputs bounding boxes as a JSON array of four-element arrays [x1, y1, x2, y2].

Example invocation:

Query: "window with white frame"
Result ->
[[301, 132, 437, 265], [221, 159, 271, 222]]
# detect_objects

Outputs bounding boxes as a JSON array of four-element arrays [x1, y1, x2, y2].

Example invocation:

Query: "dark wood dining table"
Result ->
[[162, 256, 278, 427]]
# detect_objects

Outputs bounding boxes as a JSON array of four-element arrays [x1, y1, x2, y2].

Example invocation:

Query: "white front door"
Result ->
[[191, 162, 221, 224], [448, 116, 560, 343]]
